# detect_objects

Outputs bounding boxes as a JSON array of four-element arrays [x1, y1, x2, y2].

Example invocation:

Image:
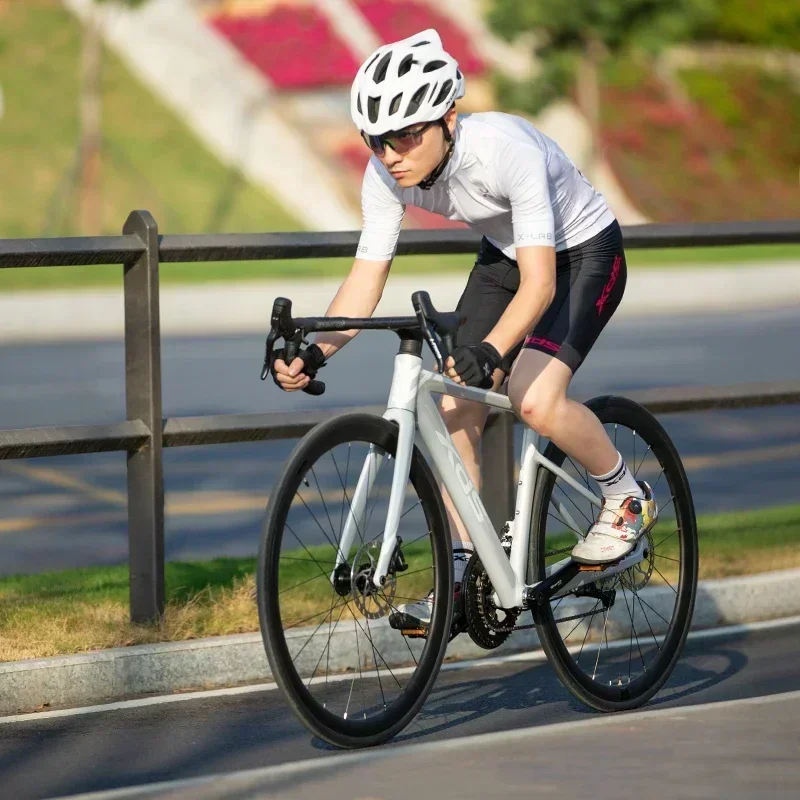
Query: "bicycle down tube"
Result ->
[[333, 352, 626, 610]]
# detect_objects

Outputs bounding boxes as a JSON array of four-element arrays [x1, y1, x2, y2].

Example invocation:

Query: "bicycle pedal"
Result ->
[[400, 628, 427, 639]]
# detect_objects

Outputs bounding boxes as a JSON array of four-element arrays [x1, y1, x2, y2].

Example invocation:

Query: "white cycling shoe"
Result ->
[[571, 481, 658, 565]]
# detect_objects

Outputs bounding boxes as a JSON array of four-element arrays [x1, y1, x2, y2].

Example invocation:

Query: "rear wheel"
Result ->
[[530, 396, 698, 711], [258, 413, 452, 747]]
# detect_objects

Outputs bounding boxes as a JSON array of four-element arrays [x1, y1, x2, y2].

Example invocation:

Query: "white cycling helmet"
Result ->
[[350, 28, 465, 135]]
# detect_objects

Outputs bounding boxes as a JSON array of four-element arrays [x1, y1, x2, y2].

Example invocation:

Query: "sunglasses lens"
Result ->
[[362, 133, 384, 155]]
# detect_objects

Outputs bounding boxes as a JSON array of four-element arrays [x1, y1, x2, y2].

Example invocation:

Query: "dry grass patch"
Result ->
[[2, 504, 800, 661]]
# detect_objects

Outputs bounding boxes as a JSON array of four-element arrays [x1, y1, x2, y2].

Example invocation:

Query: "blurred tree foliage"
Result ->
[[486, 0, 716, 173], [696, 1, 800, 50]]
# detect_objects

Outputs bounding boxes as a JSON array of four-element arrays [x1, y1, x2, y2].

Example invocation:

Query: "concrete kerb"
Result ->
[[2, 566, 799, 716]]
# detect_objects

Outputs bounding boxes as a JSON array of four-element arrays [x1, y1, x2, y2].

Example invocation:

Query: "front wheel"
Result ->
[[258, 413, 453, 748], [530, 395, 698, 711]]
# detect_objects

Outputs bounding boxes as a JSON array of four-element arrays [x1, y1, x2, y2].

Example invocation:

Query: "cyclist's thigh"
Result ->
[[523, 220, 627, 374], [455, 239, 521, 375]]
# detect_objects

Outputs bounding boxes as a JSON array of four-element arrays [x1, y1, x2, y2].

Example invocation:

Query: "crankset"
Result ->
[[462, 552, 519, 650]]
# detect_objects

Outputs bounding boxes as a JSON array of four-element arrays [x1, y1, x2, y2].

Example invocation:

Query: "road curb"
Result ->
[[2, 566, 799, 715]]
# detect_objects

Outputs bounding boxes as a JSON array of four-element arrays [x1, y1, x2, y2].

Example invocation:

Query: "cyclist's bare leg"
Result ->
[[507, 350, 618, 476], [438, 368, 506, 545]]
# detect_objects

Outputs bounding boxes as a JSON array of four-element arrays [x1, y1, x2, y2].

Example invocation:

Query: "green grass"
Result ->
[[0, 1, 298, 241], [2, 503, 800, 661]]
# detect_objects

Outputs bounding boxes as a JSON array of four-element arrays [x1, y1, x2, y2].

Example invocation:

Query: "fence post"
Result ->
[[123, 210, 164, 623], [480, 411, 515, 536]]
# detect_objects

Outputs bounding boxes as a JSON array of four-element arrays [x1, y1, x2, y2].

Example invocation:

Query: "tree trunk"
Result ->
[[576, 36, 602, 180], [79, 7, 104, 235]]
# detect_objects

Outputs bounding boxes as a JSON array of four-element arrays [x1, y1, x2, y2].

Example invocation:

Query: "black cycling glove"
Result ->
[[272, 343, 326, 391], [450, 342, 501, 389]]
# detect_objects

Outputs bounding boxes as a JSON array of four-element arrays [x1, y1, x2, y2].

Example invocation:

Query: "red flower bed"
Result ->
[[211, 6, 360, 89], [355, 1, 484, 74]]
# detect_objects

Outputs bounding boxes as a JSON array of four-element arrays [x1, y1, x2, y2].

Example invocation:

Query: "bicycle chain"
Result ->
[[462, 546, 612, 640]]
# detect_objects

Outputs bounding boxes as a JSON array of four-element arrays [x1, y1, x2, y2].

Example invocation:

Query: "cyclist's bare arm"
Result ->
[[274, 257, 391, 392]]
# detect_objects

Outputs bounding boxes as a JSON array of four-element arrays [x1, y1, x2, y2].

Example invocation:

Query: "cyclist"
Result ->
[[273, 29, 657, 632]]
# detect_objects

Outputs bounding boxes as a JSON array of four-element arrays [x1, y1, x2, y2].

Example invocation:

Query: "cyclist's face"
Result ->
[[367, 107, 457, 188]]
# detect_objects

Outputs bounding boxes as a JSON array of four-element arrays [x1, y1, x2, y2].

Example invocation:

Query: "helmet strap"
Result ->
[[417, 120, 455, 191]]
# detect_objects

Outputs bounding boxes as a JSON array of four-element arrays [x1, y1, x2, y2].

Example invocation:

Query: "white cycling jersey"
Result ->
[[356, 112, 616, 262]]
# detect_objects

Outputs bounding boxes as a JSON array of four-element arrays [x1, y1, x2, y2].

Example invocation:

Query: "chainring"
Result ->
[[463, 552, 519, 650]]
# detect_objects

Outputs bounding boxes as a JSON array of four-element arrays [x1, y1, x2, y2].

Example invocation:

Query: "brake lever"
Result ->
[[414, 305, 446, 374], [261, 329, 277, 381]]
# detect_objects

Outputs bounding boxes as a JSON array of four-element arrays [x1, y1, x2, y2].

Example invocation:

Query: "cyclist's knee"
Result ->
[[510, 382, 567, 440]]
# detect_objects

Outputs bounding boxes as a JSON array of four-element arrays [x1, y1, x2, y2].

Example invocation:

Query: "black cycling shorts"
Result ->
[[454, 219, 627, 374]]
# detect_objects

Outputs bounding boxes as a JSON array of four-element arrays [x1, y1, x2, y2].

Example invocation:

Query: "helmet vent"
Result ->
[[373, 53, 392, 84], [367, 96, 381, 123], [405, 84, 429, 117], [389, 93, 403, 115], [411, 41, 430, 47], [433, 79, 453, 106], [398, 54, 415, 76], [423, 60, 446, 73], [356, 94, 362, 114]]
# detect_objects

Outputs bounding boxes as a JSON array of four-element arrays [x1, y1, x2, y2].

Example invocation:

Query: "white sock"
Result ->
[[591, 453, 644, 505], [452, 542, 474, 586]]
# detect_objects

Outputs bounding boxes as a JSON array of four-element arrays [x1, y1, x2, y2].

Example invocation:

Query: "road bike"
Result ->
[[257, 292, 698, 748]]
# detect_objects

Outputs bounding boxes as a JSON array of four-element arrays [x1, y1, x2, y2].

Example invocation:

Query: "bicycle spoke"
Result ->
[[330, 447, 365, 547], [308, 591, 343, 689], [310, 465, 336, 542], [279, 572, 329, 596], [285, 523, 336, 581], [399, 499, 422, 521], [365, 615, 387, 709], [324, 598, 348, 692], [636, 592, 673, 629], [621, 584, 647, 674], [634, 590, 660, 650], [574, 598, 601, 666], [566, 455, 592, 493], [653, 527, 679, 549], [297, 492, 340, 553], [547, 511, 583, 541], [280, 556, 338, 565], [554, 482, 593, 527], [652, 563, 678, 594], [654, 553, 681, 564], [634, 444, 653, 479], [291, 599, 348, 666]]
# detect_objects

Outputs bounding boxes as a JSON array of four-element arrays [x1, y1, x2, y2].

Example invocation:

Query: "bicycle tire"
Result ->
[[530, 395, 698, 711], [258, 413, 453, 747]]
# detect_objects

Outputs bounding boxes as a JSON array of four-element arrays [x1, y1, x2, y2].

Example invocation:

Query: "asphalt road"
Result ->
[[2, 305, 800, 574], [1, 619, 799, 799]]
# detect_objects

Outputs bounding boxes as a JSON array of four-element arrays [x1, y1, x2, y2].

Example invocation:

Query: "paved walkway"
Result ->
[[53, 689, 800, 798], [1, 261, 798, 343]]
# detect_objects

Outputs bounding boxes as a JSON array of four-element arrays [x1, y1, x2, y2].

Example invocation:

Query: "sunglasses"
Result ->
[[361, 120, 440, 157]]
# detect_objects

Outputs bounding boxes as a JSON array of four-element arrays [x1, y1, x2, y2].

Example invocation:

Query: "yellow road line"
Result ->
[[0, 463, 127, 506], [2, 440, 800, 536]]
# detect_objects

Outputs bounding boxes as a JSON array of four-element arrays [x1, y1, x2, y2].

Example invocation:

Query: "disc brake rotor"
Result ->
[[620, 530, 655, 591], [351, 541, 396, 620]]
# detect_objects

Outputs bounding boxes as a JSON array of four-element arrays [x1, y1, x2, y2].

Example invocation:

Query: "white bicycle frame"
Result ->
[[333, 352, 647, 610]]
